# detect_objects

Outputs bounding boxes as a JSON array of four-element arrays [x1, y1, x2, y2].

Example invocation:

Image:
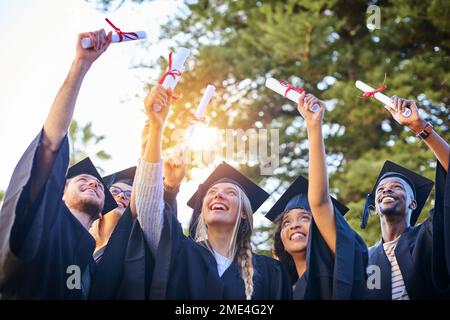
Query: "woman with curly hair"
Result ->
[[266, 92, 368, 299]]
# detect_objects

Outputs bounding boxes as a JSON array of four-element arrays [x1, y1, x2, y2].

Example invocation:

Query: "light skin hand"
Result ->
[[142, 85, 179, 163], [144, 85, 173, 130], [163, 147, 186, 188], [75, 29, 112, 67]]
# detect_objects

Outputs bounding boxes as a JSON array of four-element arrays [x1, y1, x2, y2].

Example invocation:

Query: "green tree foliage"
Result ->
[[91, 0, 449, 249], [69, 119, 112, 173]]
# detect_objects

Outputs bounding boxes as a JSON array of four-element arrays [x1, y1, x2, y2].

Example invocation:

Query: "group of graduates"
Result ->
[[0, 29, 449, 300]]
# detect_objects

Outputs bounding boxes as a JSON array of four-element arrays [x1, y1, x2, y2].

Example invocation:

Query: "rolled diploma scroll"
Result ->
[[180, 85, 215, 151], [355, 80, 411, 117], [81, 31, 147, 49], [265, 78, 319, 112], [153, 47, 190, 112], [152, 66, 184, 112]]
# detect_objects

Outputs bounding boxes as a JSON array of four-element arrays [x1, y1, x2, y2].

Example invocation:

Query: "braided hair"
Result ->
[[194, 184, 255, 299]]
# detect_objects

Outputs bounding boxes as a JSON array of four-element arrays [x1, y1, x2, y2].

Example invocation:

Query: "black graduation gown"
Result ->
[[293, 207, 368, 300], [432, 159, 450, 295], [367, 161, 450, 299], [0, 131, 95, 299], [153, 204, 292, 300], [88, 207, 154, 299], [88, 186, 179, 300]]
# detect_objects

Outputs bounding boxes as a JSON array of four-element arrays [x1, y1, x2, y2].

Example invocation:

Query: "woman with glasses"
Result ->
[[88, 166, 151, 300], [89, 167, 136, 263]]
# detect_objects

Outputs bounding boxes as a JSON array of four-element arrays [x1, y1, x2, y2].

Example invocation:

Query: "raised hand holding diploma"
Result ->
[[164, 148, 186, 189], [154, 48, 190, 112], [81, 18, 146, 49], [265, 77, 319, 112], [144, 85, 173, 130], [179, 84, 215, 152], [384, 96, 426, 132], [297, 91, 325, 123], [77, 29, 112, 65], [355, 80, 412, 118], [81, 31, 146, 49]]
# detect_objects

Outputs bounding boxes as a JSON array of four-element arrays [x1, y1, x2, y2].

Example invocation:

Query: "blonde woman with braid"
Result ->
[[134, 84, 292, 300]]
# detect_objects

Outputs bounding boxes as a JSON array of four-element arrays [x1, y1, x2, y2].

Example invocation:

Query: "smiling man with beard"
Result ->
[[0, 29, 118, 299], [0, 155, 117, 299], [361, 96, 450, 300]]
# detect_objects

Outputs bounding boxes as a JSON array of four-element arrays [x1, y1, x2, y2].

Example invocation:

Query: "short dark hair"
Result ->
[[114, 179, 133, 187]]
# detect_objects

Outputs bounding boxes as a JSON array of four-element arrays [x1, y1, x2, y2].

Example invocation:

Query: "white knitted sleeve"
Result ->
[[135, 159, 164, 256]]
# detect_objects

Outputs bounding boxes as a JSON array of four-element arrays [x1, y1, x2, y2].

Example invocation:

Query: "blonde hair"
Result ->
[[194, 184, 255, 300]]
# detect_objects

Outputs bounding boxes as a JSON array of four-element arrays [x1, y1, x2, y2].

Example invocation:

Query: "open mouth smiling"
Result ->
[[289, 231, 306, 241], [208, 202, 229, 211], [379, 195, 398, 204]]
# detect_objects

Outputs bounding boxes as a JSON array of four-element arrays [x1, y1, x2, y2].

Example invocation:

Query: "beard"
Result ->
[[67, 193, 104, 220], [79, 199, 103, 218], [379, 202, 405, 217]]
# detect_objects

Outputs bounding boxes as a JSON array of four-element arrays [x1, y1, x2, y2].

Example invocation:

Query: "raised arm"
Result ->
[[297, 92, 337, 254], [129, 119, 155, 219], [163, 147, 186, 217], [30, 30, 112, 202], [134, 85, 173, 255], [386, 96, 449, 171]]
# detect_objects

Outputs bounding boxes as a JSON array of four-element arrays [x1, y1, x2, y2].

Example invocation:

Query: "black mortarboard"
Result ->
[[66, 157, 117, 214], [102, 166, 137, 188], [187, 161, 270, 238], [265, 175, 349, 222], [360, 160, 434, 229]]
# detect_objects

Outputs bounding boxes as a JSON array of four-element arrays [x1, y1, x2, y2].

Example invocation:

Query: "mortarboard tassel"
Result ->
[[105, 173, 117, 189], [361, 193, 375, 229], [188, 183, 206, 238]]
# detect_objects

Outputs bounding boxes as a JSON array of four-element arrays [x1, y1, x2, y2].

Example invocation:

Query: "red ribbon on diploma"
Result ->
[[362, 84, 387, 98], [190, 116, 208, 125], [179, 109, 208, 126], [362, 74, 388, 98], [105, 18, 138, 42], [279, 80, 305, 97], [158, 52, 182, 85]]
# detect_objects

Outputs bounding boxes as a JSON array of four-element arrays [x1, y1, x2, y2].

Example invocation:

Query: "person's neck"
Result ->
[[207, 227, 234, 258], [292, 251, 307, 279], [95, 210, 122, 250], [380, 215, 408, 243], [95, 239, 107, 251], [70, 208, 96, 231]]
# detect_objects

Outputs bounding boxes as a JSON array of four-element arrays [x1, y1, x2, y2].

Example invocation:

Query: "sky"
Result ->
[[0, 0, 275, 229]]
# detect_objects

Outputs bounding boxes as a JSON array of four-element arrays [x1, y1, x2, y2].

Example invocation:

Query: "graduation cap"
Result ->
[[360, 160, 434, 229], [66, 157, 118, 214], [187, 161, 270, 238], [265, 175, 349, 222], [102, 166, 137, 188]]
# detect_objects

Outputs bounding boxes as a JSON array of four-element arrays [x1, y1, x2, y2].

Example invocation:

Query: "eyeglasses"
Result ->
[[110, 186, 132, 199]]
